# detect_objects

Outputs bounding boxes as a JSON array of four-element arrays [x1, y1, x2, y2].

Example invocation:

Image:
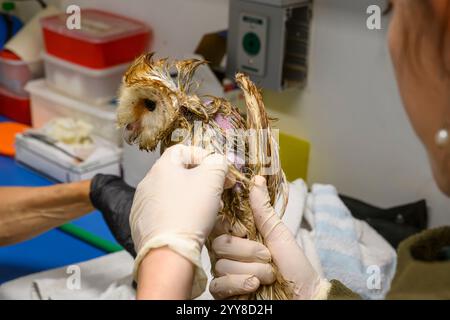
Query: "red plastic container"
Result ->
[[41, 9, 151, 69], [0, 86, 31, 125]]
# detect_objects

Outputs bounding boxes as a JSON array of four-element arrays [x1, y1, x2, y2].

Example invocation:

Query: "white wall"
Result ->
[[266, 0, 450, 227], [47, 0, 448, 227]]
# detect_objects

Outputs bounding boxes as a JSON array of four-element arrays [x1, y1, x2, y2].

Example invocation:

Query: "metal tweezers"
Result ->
[[22, 132, 85, 163]]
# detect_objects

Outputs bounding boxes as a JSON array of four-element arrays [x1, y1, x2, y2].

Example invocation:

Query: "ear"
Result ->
[[443, 1, 450, 72], [429, 0, 450, 72]]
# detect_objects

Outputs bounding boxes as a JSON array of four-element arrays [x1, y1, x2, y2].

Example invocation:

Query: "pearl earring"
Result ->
[[435, 128, 449, 147]]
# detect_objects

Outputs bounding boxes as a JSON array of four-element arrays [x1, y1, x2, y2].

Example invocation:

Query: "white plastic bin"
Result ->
[[42, 52, 129, 105], [25, 79, 122, 146], [0, 56, 44, 97]]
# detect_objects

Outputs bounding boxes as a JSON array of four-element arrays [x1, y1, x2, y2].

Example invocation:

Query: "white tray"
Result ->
[[15, 133, 122, 182]]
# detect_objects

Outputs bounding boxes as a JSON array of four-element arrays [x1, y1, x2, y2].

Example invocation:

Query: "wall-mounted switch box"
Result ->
[[227, 0, 312, 91]]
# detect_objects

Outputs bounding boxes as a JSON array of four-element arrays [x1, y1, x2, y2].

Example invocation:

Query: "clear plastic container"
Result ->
[[25, 79, 122, 146], [43, 52, 128, 105], [41, 9, 151, 69], [0, 55, 44, 97]]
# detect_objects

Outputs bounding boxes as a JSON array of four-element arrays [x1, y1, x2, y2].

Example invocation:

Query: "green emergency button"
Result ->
[[2, 2, 15, 11], [242, 32, 261, 56]]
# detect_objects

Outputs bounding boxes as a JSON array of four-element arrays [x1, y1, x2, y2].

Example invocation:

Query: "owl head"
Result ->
[[117, 53, 206, 151]]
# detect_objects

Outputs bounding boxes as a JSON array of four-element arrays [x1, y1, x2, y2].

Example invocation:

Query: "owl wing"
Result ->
[[235, 73, 289, 216]]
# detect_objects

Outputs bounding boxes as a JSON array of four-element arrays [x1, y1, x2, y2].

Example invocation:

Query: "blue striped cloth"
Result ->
[[311, 184, 397, 299]]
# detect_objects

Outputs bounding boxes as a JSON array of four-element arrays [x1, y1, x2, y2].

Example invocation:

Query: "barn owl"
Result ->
[[117, 53, 291, 300]]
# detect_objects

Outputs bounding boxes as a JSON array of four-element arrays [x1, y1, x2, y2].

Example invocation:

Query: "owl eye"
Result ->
[[143, 99, 156, 111]]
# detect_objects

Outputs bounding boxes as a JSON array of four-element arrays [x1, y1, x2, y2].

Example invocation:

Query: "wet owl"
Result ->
[[117, 53, 291, 300]]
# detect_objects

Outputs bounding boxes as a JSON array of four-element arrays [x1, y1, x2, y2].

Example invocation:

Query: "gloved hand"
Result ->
[[89, 174, 136, 257], [209, 176, 331, 300], [130, 144, 229, 297]]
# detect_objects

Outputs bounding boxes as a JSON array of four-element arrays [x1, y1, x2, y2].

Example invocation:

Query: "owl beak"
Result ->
[[126, 122, 139, 131], [123, 120, 141, 145]]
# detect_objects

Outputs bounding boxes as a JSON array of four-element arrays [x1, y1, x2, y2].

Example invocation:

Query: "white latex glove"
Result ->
[[209, 176, 331, 300], [130, 144, 229, 298]]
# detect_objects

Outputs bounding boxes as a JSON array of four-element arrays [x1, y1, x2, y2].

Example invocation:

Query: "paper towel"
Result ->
[[4, 6, 61, 68]]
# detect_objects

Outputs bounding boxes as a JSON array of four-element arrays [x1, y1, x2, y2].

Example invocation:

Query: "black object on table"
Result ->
[[340, 195, 428, 249]]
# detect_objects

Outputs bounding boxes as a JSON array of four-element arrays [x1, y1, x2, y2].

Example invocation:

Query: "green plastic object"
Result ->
[[279, 132, 310, 182], [58, 223, 123, 253], [2, 2, 15, 11], [242, 32, 261, 56]]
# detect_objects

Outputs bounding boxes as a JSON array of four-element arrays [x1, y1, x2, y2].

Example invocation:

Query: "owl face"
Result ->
[[117, 54, 180, 151]]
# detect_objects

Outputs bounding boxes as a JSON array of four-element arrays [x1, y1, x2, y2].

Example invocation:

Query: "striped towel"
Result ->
[[311, 184, 397, 299]]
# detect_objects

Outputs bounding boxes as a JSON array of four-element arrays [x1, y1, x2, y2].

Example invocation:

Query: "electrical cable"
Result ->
[[58, 223, 124, 253]]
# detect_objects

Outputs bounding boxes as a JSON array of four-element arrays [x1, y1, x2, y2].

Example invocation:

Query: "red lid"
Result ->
[[0, 50, 21, 60], [40, 9, 150, 44]]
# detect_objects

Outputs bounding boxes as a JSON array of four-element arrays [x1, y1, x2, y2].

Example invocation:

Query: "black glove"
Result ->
[[89, 174, 136, 257]]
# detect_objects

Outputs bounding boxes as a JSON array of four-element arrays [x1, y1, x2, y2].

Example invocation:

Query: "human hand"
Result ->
[[210, 176, 330, 300], [130, 144, 229, 296], [89, 174, 136, 257]]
